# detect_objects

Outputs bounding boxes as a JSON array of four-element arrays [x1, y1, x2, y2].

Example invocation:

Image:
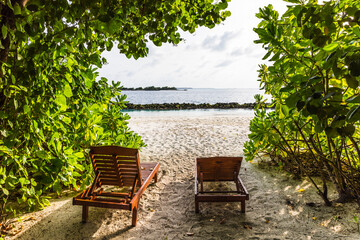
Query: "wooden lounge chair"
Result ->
[[194, 157, 249, 213], [73, 146, 160, 227]]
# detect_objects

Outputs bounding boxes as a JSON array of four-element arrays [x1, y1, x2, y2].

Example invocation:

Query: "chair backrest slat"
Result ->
[[90, 146, 142, 188], [196, 157, 242, 181]]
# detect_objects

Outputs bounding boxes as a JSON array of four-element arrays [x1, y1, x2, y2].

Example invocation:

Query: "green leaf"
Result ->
[[2, 25, 8, 39], [2, 187, 9, 196], [65, 73, 73, 83], [74, 152, 84, 158], [313, 35, 328, 48], [353, 26, 360, 38], [63, 84, 73, 98], [62, 116, 71, 124], [296, 100, 305, 111], [325, 127, 339, 138], [348, 105, 360, 123], [346, 95, 360, 103], [346, 75, 359, 89], [31, 179, 37, 186], [24, 105, 31, 114], [285, 92, 301, 108], [349, 60, 360, 77], [0, 146, 11, 155], [74, 164, 85, 171], [6, 0, 13, 10], [35, 150, 47, 159], [53, 180, 62, 194], [283, 0, 300, 3], [262, 51, 272, 60], [13, 3, 21, 15], [278, 105, 289, 119], [343, 125, 355, 136], [323, 42, 339, 52], [13, 98, 18, 109], [19, 178, 30, 186], [54, 94, 67, 111]]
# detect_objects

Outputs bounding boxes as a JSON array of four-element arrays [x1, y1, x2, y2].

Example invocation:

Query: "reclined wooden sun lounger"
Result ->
[[73, 146, 160, 227], [195, 157, 249, 213]]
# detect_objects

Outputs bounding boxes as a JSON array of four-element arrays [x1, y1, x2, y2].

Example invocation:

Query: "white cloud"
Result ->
[[202, 31, 239, 52], [98, 0, 288, 88]]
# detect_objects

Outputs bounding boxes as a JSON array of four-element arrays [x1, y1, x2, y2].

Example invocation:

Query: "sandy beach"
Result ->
[[8, 114, 360, 239]]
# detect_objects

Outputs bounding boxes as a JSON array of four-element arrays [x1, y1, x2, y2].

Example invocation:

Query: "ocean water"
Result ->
[[122, 88, 268, 104], [122, 88, 269, 117]]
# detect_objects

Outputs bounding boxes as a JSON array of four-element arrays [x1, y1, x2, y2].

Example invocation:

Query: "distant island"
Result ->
[[122, 86, 178, 91]]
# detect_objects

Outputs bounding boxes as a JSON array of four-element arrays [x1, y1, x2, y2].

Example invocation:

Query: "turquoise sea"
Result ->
[[122, 88, 269, 117]]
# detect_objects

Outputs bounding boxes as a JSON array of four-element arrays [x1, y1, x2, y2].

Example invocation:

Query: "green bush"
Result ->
[[246, 0, 360, 205]]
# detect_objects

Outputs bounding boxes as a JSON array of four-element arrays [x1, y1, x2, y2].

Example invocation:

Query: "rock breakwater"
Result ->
[[125, 102, 259, 110]]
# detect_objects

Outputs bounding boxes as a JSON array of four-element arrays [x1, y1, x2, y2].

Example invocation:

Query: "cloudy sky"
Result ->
[[99, 1, 288, 89]]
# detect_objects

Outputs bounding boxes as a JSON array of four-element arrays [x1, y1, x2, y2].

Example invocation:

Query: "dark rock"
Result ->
[[124, 102, 268, 110]]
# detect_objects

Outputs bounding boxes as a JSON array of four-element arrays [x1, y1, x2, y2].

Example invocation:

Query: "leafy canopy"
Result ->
[[0, 0, 231, 222]]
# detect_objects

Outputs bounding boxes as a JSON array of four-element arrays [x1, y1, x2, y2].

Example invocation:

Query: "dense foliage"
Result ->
[[245, 0, 360, 205], [0, 0, 231, 230]]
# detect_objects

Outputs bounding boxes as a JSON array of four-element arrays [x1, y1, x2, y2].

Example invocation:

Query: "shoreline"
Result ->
[[124, 102, 264, 110]]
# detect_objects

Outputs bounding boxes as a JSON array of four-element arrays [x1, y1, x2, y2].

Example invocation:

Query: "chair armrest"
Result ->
[[237, 176, 249, 198], [130, 163, 160, 208]]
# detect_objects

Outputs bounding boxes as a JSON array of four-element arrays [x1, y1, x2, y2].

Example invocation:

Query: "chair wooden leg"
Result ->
[[195, 198, 200, 213], [241, 200, 245, 213], [82, 205, 89, 223], [131, 207, 138, 227], [154, 172, 158, 183]]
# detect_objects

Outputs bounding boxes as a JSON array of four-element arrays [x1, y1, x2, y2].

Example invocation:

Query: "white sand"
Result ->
[[8, 115, 360, 239]]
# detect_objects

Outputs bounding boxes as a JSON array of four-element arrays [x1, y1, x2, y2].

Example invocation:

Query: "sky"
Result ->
[[99, 1, 289, 89]]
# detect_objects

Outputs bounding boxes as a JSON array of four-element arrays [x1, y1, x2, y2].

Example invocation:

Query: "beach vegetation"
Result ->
[[350, 215, 360, 232], [0, 0, 231, 235], [245, 0, 360, 206]]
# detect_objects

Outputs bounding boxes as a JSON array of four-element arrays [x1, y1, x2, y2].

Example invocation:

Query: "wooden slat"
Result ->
[[100, 180, 122, 186], [99, 177, 119, 181], [196, 195, 248, 202], [73, 198, 131, 210], [93, 197, 127, 203], [90, 146, 138, 156], [95, 163, 114, 167], [118, 166, 137, 170], [118, 169, 137, 173], [97, 167, 118, 172], [117, 163, 137, 167], [95, 192, 129, 197], [197, 157, 242, 181], [116, 156, 137, 161], [92, 155, 113, 160], [198, 191, 240, 194], [119, 169, 137, 174], [118, 172, 137, 176], [100, 173, 117, 177], [93, 159, 113, 164]]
